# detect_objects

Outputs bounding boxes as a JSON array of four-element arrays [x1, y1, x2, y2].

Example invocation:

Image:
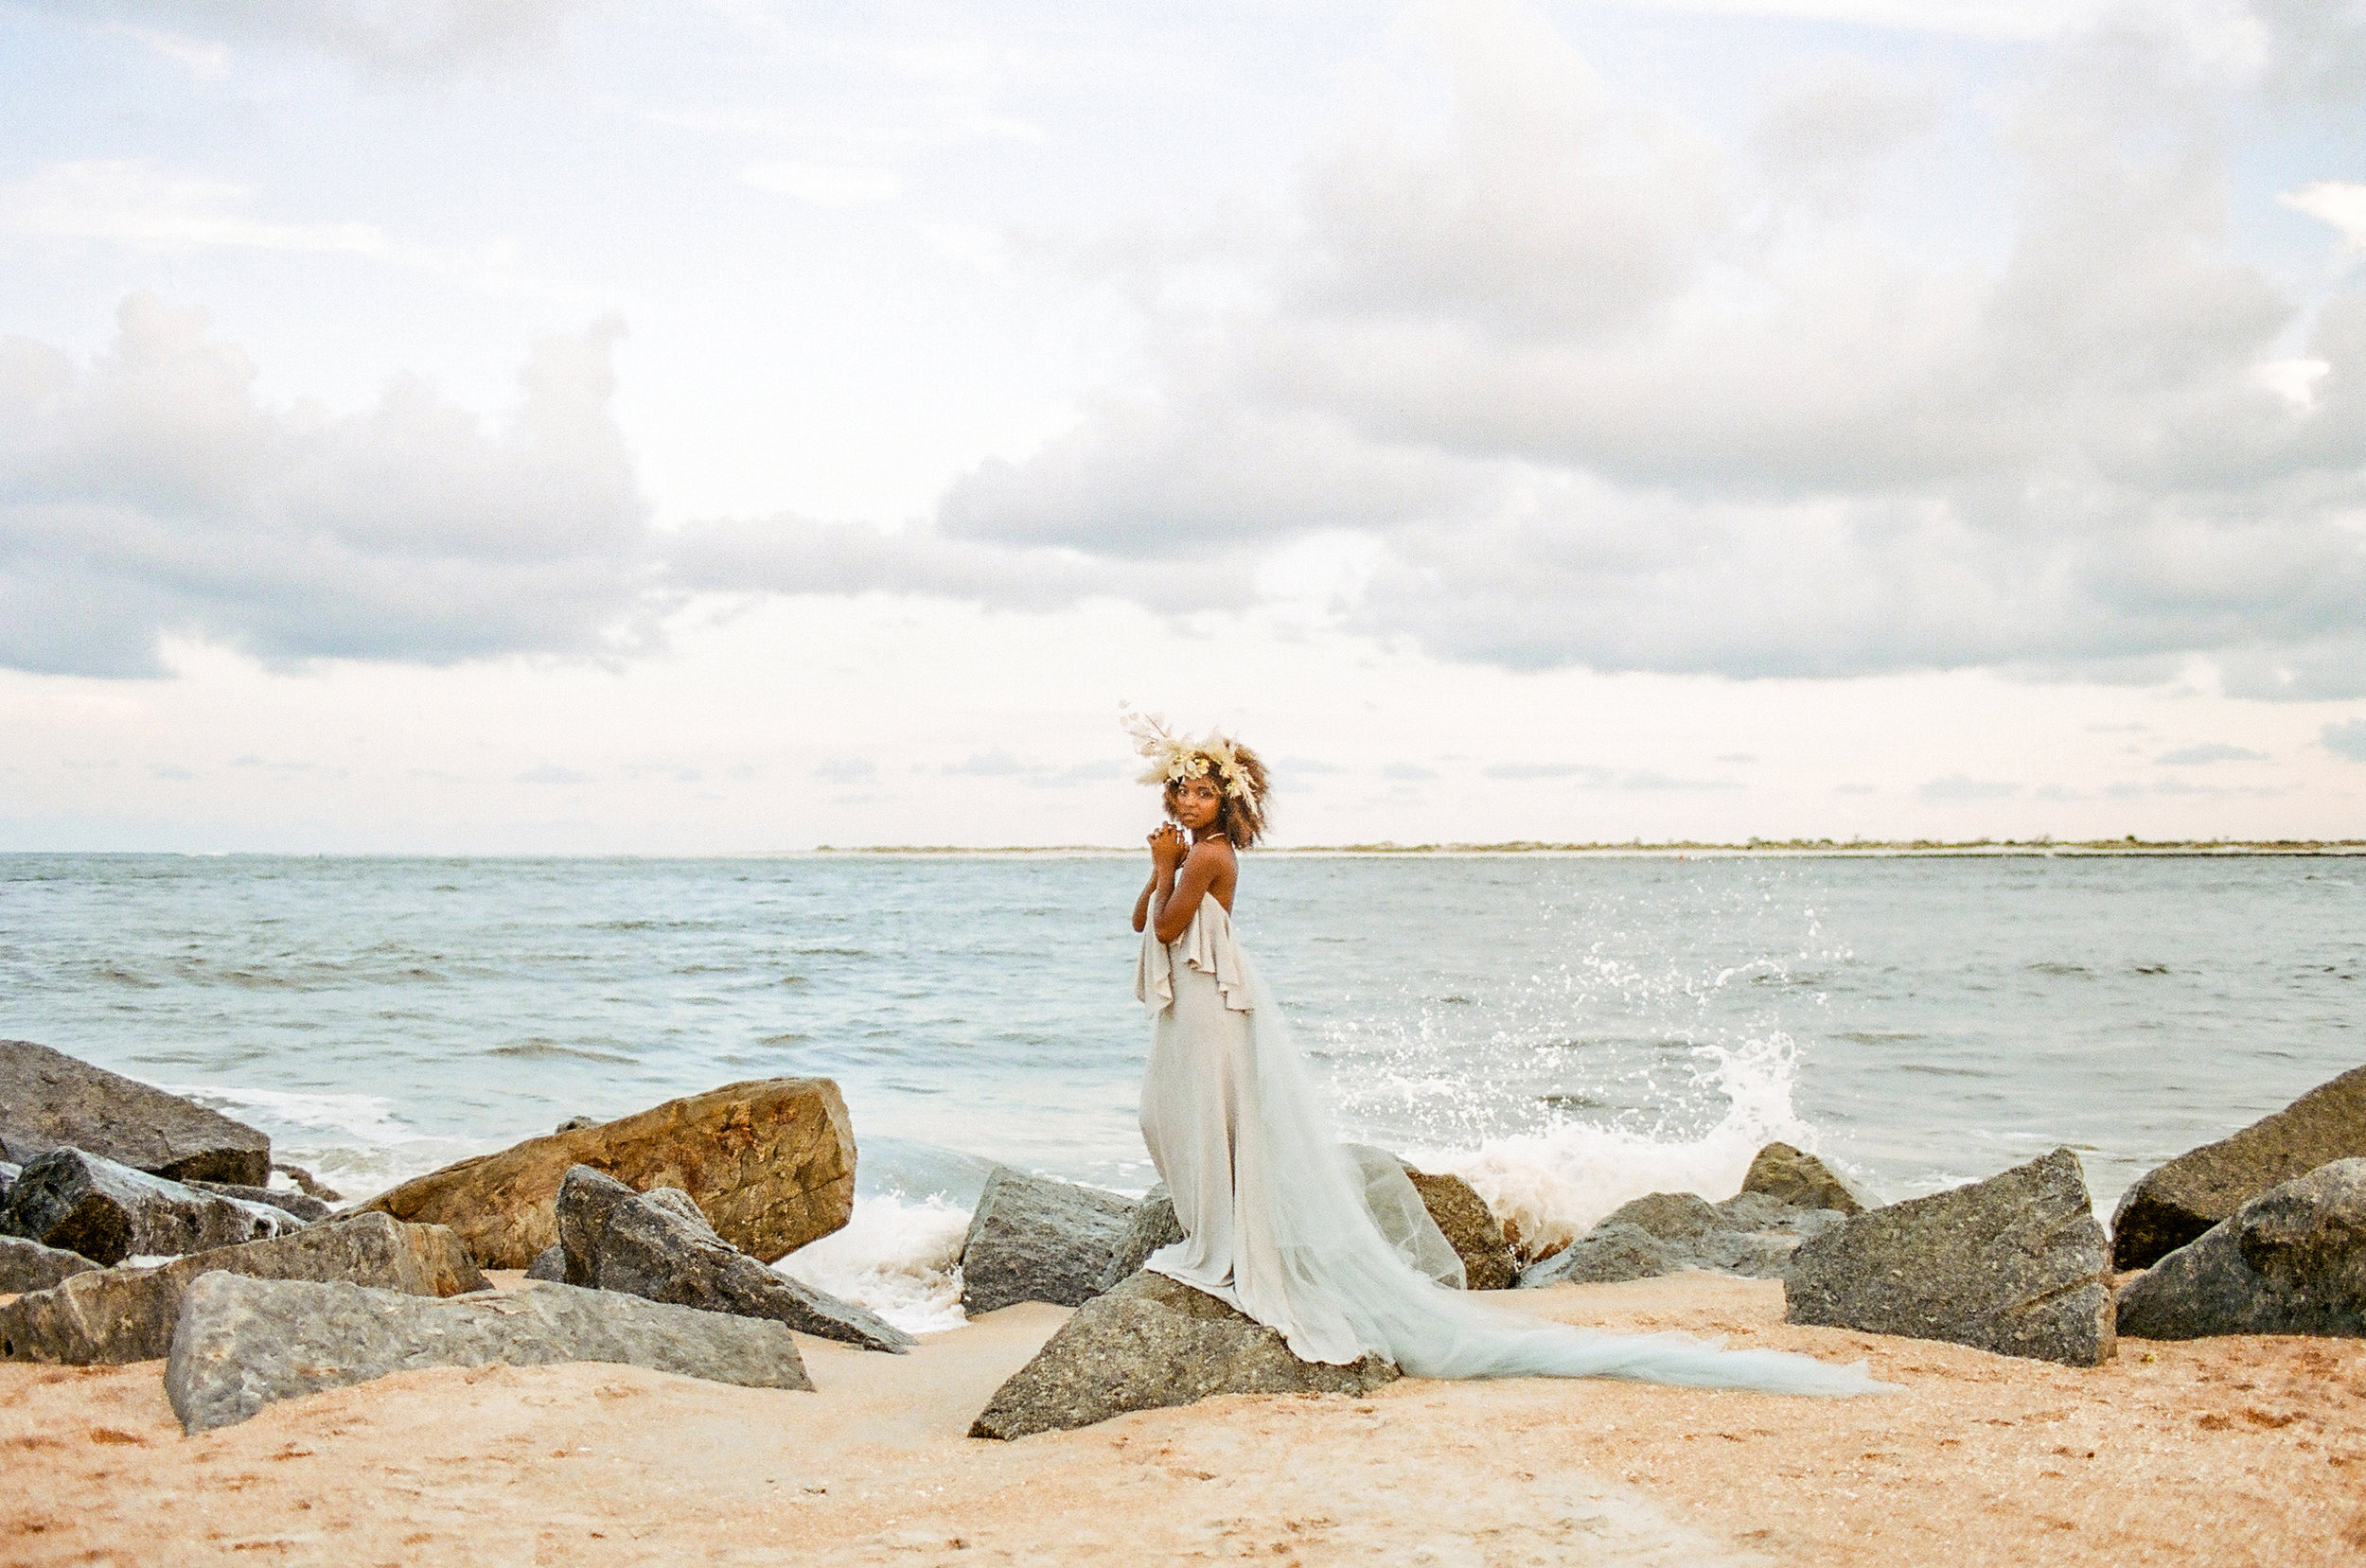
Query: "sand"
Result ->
[[4, 1273, 2360, 1567]]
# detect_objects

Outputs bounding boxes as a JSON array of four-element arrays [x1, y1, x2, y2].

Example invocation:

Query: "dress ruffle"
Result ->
[[1136, 892, 1254, 1015]]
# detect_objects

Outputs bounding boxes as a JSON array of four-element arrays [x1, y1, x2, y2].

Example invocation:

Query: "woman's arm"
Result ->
[[1154, 840, 1233, 944], [1136, 823, 1185, 933]]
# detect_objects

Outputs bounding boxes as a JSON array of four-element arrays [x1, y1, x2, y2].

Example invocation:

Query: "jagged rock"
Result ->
[[0, 1210, 485, 1365], [1401, 1166, 1519, 1291], [0, 1160, 15, 1209], [1739, 1143, 1865, 1215], [525, 1242, 567, 1281], [1785, 1148, 2115, 1366], [0, 1236, 98, 1295], [1517, 1189, 1843, 1287], [273, 1163, 342, 1202], [556, 1116, 600, 1134], [1101, 1185, 1184, 1291], [960, 1167, 1135, 1313], [969, 1271, 1398, 1439], [2115, 1157, 2366, 1340], [166, 1274, 812, 1434], [2111, 1066, 2366, 1270], [361, 1077, 857, 1268], [556, 1166, 913, 1353], [0, 1039, 271, 1186], [187, 1180, 333, 1224], [1, 1148, 291, 1266]]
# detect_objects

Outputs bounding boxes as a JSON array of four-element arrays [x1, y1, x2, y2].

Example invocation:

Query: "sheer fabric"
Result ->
[[1136, 892, 1889, 1396]]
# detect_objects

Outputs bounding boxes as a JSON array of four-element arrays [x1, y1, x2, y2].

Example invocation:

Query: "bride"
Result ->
[[1123, 714, 1886, 1397]]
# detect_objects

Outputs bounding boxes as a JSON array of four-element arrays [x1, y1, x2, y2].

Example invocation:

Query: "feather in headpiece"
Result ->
[[1121, 704, 1254, 800]]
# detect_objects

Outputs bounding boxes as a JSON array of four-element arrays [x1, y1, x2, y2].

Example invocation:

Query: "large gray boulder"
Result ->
[[969, 1271, 1399, 1439], [2115, 1157, 2366, 1340], [1101, 1185, 1185, 1291], [1739, 1143, 1865, 1215], [166, 1274, 813, 1434], [2, 1147, 291, 1266], [0, 1040, 271, 1187], [1519, 1189, 1844, 1288], [960, 1167, 1135, 1314], [0, 1210, 486, 1365], [2111, 1066, 2366, 1270], [1, 1235, 100, 1295], [556, 1166, 913, 1353], [1784, 1148, 2115, 1366]]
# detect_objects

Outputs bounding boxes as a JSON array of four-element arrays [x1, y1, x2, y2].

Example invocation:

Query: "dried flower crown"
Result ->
[[1121, 706, 1253, 801]]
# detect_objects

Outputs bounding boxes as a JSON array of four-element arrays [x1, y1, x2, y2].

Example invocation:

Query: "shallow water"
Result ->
[[2, 853, 2357, 1268]]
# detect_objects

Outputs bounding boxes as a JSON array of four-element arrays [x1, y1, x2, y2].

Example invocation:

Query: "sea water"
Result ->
[[2, 853, 2357, 1330]]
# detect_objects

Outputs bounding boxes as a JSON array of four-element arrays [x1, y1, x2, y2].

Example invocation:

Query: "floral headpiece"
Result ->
[[1121, 706, 1253, 801]]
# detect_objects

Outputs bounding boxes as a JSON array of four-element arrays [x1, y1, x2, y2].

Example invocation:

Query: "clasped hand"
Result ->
[[1148, 821, 1187, 871]]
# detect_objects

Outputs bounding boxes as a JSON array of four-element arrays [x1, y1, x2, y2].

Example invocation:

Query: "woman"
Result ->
[[1123, 712, 1885, 1396]]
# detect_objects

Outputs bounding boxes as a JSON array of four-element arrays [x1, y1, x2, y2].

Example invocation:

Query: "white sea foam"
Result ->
[[1414, 1031, 1822, 1258], [772, 1193, 973, 1335], [164, 1083, 491, 1197]]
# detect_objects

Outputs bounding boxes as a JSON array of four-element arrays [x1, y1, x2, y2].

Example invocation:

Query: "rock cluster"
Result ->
[[961, 1167, 1136, 1313], [0, 1235, 98, 1295], [0, 1210, 485, 1365], [556, 1165, 913, 1353], [2, 1148, 292, 1266], [1518, 1147, 1862, 1289], [2115, 1157, 2366, 1340], [1401, 1164, 1519, 1291], [969, 1271, 1398, 1439], [361, 1077, 858, 1268], [166, 1274, 812, 1434], [2110, 1065, 2366, 1270], [1100, 1183, 1185, 1290], [1785, 1148, 2116, 1366], [0, 1039, 272, 1187]]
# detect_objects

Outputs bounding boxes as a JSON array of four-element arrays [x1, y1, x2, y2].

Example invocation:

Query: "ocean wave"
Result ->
[[771, 1193, 972, 1335], [486, 1039, 640, 1064]]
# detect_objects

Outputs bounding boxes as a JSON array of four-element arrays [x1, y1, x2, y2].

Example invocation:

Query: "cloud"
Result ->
[[1918, 775, 2019, 800], [0, 294, 655, 676], [518, 764, 592, 784], [1481, 762, 1613, 781], [2324, 717, 2366, 760], [2282, 181, 2366, 254], [813, 758, 877, 784], [715, 0, 2366, 698], [27, 0, 588, 71], [2156, 743, 2268, 764]]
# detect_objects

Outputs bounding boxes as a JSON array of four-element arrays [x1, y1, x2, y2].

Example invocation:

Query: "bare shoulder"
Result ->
[[1188, 837, 1238, 868]]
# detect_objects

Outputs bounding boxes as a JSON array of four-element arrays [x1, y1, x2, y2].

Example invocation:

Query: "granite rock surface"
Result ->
[[2115, 1157, 2366, 1340], [960, 1167, 1135, 1314], [0, 1040, 270, 1187], [2, 1148, 291, 1266]]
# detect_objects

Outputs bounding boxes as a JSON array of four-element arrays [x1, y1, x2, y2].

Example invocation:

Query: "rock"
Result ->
[[1517, 1189, 1844, 1288], [0, 1235, 99, 1295], [556, 1166, 913, 1353], [0, 1039, 271, 1186], [1784, 1148, 2115, 1366], [1101, 1185, 1185, 1291], [0, 1210, 486, 1365], [166, 1274, 812, 1435], [969, 1271, 1399, 1439], [273, 1163, 342, 1203], [2115, 1157, 2366, 1340], [525, 1242, 567, 1281], [1739, 1143, 1865, 1215], [1, 1148, 291, 1266], [360, 1077, 857, 1268], [1400, 1166, 1519, 1291], [556, 1116, 600, 1134], [2110, 1066, 2366, 1270], [186, 1180, 334, 1224], [0, 1160, 14, 1209], [960, 1167, 1136, 1313]]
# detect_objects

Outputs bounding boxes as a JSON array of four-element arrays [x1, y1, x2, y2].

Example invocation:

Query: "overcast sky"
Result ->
[[3, 0, 2364, 850]]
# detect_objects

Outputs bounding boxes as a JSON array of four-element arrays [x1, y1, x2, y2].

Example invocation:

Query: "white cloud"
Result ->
[[0, 295, 654, 676], [30, 0, 589, 71], [2324, 716, 2366, 760], [740, 162, 904, 208], [2283, 180, 2366, 253]]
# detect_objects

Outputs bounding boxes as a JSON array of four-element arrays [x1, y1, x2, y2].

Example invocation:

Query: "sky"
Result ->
[[2, 0, 2364, 851]]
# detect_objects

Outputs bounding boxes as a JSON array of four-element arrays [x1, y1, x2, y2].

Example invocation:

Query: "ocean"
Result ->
[[2, 851, 2357, 1331]]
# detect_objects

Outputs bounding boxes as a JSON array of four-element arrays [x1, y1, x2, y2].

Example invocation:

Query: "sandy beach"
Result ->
[[5, 1272, 2357, 1567]]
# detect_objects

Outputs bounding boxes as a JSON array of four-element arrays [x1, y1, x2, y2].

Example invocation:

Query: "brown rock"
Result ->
[[1740, 1143, 1865, 1215], [2110, 1065, 2366, 1270], [969, 1271, 1399, 1439], [1401, 1166, 1518, 1291], [359, 1078, 856, 1268], [0, 1039, 270, 1186], [0, 1211, 485, 1365]]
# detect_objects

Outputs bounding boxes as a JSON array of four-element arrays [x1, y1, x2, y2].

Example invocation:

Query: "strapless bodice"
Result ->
[[1136, 891, 1253, 1014]]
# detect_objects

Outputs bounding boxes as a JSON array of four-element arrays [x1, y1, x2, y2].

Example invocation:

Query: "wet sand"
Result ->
[[3, 1274, 2359, 1566]]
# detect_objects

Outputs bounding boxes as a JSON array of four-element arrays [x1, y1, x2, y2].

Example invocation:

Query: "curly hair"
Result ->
[[1163, 743, 1272, 848]]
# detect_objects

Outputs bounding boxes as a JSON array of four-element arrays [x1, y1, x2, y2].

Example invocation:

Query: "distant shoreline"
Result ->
[[818, 838, 2366, 857]]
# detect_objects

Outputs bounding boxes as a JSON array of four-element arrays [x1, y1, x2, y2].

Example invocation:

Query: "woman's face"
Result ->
[[1171, 775, 1223, 833]]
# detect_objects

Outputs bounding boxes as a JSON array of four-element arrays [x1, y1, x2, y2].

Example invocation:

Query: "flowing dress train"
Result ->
[[1135, 891, 1890, 1396]]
